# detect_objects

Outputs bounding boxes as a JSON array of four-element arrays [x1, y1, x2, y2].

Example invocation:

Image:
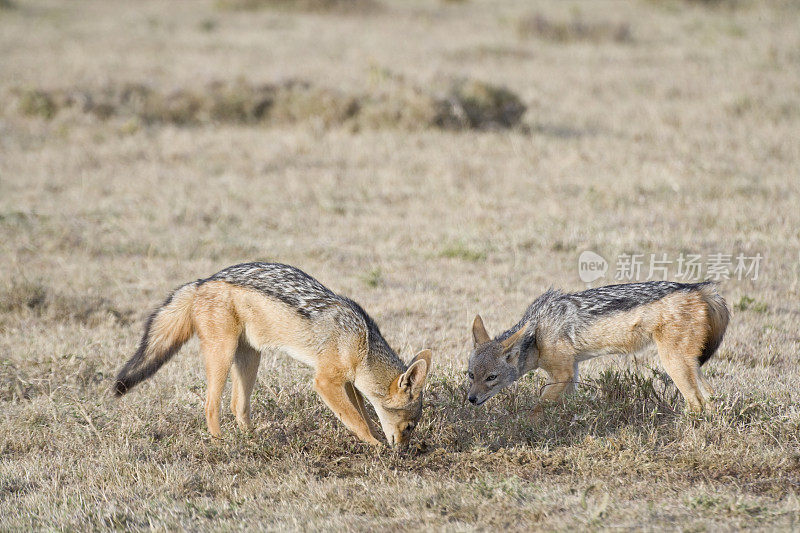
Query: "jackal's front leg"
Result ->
[[532, 363, 574, 419], [564, 360, 580, 395], [344, 382, 382, 441], [314, 373, 382, 446]]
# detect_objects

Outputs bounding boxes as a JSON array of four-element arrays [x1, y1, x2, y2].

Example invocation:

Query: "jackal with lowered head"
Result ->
[[114, 262, 432, 447], [467, 281, 728, 415]]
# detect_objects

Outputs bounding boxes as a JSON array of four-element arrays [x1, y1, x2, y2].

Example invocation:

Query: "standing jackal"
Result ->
[[114, 262, 432, 447], [467, 281, 729, 414]]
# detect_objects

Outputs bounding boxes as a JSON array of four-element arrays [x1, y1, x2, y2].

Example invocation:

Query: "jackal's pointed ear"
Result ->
[[399, 350, 431, 396], [472, 315, 491, 346], [500, 325, 526, 352]]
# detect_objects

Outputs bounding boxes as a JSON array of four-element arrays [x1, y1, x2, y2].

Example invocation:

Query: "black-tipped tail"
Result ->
[[698, 282, 730, 366], [113, 282, 197, 396]]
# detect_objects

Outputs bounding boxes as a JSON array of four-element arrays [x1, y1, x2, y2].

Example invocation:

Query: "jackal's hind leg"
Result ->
[[697, 368, 715, 400], [199, 334, 238, 438], [315, 372, 381, 446], [656, 345, 705, 412], [231, 343, 261, 431]]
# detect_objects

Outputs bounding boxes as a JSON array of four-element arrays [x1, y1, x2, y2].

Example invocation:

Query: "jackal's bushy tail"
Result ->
[[113, 282, 198, 396], [698, 282, 729, 366]]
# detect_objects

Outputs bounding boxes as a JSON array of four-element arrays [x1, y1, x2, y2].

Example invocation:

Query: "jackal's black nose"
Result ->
[[468, 395, 477, 405]]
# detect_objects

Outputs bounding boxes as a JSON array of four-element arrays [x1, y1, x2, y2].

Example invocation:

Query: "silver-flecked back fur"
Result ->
[[200, 262, 404, 372], [499, 281, 716, 361]]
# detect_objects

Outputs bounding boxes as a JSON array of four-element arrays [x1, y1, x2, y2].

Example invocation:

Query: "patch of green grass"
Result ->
[[198, 18, 218, 32], [362, 267, 383, 288], [734, 295, 767, 313], [688, 494, 768, 517], [17, 89, 57, 120], [439, 241, 487, 262]]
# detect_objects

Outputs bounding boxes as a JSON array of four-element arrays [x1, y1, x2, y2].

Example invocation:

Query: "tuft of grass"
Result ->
[[16, 89, 57, 120], [734, 295, 768, 313], [687, 493, 768, 517], [198, 18, 218, 32], [516, 12, 633, 43], [361, 267, 383, 288], [439, 241, 487, 262]]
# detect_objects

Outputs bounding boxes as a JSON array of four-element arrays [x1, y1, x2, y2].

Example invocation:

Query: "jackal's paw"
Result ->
[[361, 435, 383, 447], [235, 419, 254, 433]]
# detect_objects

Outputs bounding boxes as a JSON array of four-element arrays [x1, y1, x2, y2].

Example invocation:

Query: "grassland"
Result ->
[[1, 0, 799, 530]]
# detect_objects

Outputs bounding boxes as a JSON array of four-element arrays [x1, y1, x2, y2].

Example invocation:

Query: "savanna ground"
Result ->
[[1, 0, 799, 530]]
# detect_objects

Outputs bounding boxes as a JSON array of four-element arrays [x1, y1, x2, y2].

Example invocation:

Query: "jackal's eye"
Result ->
[[467, 372, 474, 380], [486, 374, 498, 382]]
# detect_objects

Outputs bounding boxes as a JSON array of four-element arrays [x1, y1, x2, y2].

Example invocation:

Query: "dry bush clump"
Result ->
[[215, 0, 381, 13], [357, 79, 526, 131], [355, 84, 443, 130], [667, 0, 747, 7], [0, 279, 132, 327], [16, 89, 58, 120], [517, 12, 632, 43], [13, 82, 274, 125], [268, 81, 361, 126], [11, 78, 527, 131], [436, 79, 527, 130]]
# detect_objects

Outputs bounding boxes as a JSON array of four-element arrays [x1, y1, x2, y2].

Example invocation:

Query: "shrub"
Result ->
[[517, 12, 632, 43], [11, 78, 527, 131]]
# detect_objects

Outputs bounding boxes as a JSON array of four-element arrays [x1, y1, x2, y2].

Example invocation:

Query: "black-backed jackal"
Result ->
[[467, 281, 729, 414], [114, 263, 432, 447]]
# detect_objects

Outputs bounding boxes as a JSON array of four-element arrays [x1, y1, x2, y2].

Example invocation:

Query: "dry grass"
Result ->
[[1, 0, 799, 530]]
